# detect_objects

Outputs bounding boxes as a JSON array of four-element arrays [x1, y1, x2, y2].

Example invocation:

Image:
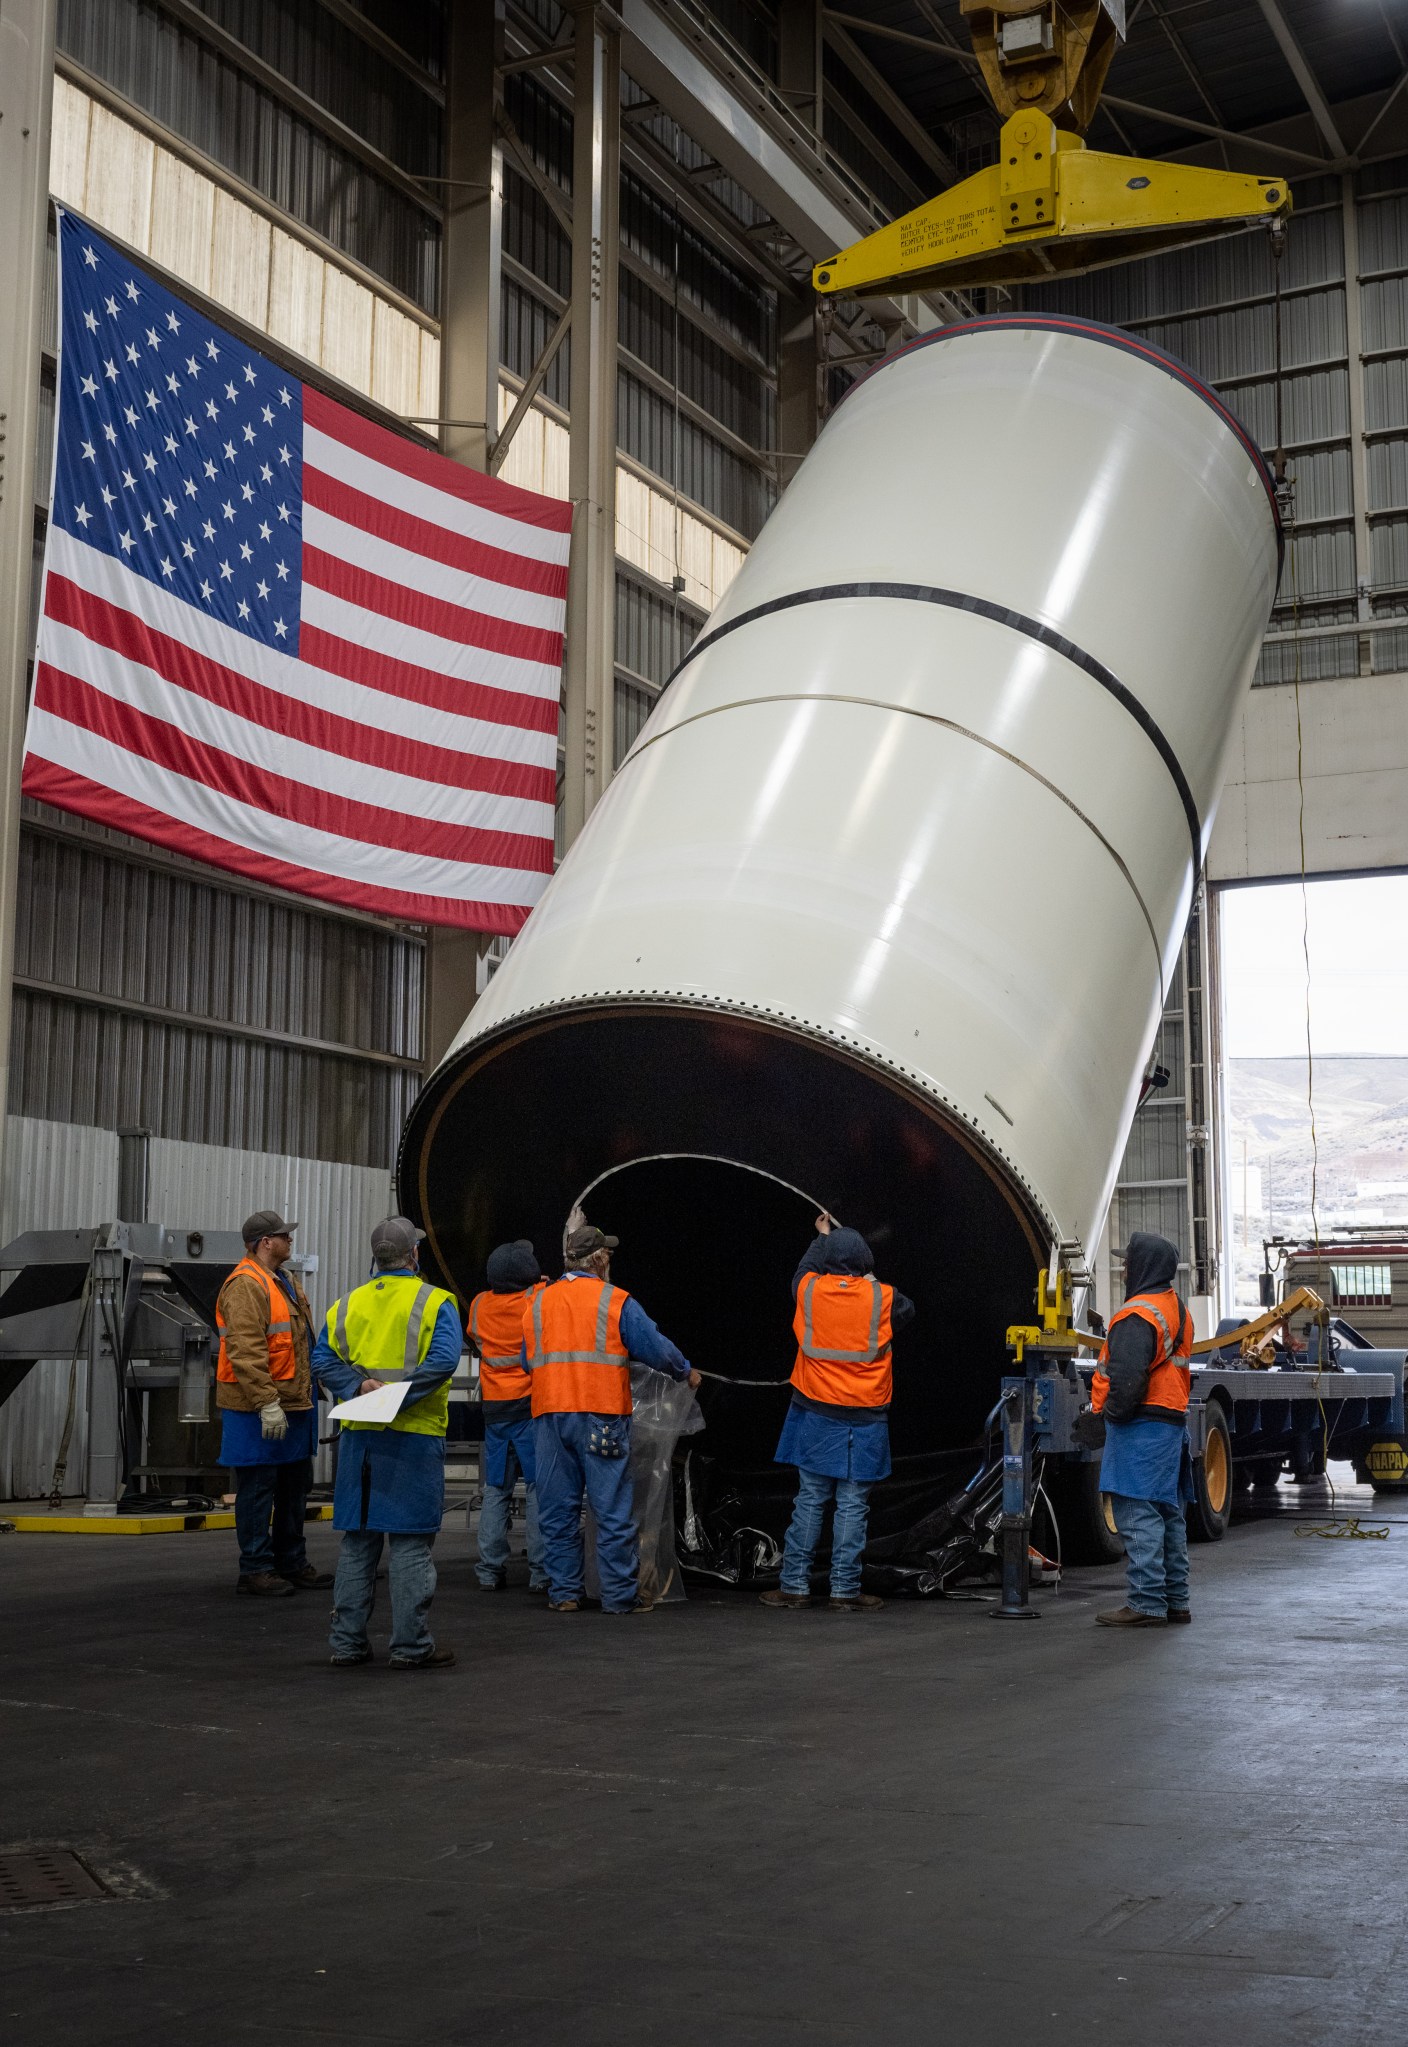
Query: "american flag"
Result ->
[[25, 213, 569, 932]]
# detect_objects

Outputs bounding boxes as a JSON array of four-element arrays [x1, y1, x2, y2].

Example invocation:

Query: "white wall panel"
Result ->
[[321, 263, 375, 396], [88, 99, 155, 252], [49, 75, 91, 212], [149, 150, 216, 298], [1209, 670, 1408, 880], [0, 1119, 393, 1499], [48, 80, 435, 432], [210, 189, 271, 331], [0, 1118, 119, 1502], [146, 1136, 392, 1325], [268, 227, 326, 365]]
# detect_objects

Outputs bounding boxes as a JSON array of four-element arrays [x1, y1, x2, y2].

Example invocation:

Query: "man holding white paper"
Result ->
[[313, 1217, 462, 1670]]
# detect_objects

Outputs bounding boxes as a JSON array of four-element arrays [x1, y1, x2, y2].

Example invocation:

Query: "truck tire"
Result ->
[[1187, 1403, 1233, 1543], [1051, 1460, 1125, 1566]]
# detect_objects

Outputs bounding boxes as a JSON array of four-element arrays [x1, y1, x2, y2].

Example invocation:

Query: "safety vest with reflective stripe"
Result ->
[[217, 1257, 297, 1384], [791, 1272, 895, 1410], [524, 1276, 631, 1417], [468, 1284, 542, 1402], [1092, 1286, 1192, 1418], [324, 1273, 457, 1436]]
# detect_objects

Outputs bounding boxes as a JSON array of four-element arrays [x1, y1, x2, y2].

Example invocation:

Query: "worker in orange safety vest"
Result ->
[[466, 1240, 548, 1594], [1085, 1230, 1194, 1628], [761, 1214, 915, 1615], [525, 1222, 699, 1614], [216, 1209, 329, 1599]]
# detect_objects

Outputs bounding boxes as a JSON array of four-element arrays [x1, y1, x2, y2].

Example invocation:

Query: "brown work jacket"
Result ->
[[215, 1263, 315, 1413]]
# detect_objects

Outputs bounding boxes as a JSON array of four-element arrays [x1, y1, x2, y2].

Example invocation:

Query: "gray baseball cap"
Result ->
[[565, 1223, 618, 1262], [370, 1215, 425, 1260], [243, 1209, 296, 1245]]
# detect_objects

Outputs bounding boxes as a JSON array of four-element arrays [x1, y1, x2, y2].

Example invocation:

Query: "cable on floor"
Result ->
[[1294, 1517, 1390, 1541]]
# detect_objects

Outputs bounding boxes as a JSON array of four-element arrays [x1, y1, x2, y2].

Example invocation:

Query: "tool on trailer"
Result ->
[[811, 1, 1292, 298]]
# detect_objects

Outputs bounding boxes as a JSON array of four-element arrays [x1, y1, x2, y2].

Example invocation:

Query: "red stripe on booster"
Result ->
[[21, 755, 536, 933], [33, 662, 555, 875], [303, 385, 573, 536]]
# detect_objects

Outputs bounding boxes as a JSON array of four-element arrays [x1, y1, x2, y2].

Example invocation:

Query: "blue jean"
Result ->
[[1111, 1493, 1190, 1618], [233, 1459, 311, 1577], [533, 1412, 638, 1611], [781, 1468, 873, 1598], [330, 1529, 438, 1662], [475, 1481, 546, 1588]]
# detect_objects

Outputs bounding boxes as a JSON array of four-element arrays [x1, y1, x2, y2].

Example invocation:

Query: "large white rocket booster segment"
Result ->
[[400, 315, 1279, 1453]]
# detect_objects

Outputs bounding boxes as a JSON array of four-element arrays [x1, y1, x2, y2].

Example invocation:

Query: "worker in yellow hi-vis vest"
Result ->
[[312, 1217, 462, 1671]]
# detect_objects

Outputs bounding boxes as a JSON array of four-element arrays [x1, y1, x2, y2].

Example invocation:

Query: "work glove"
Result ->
[[1072, 1405, 1105, 1452], [260, 1400, 289, 1442]]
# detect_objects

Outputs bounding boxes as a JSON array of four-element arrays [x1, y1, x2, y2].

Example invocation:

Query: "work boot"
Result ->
[[1167, 1608, 1192, 1625], [329, 1648, 372, 1667], [280, 1564, 334, 1590], [1096, 1605, 1166, 1627], [547, 1598, 581, 1612], [476, 1573, 508, 1591], [236, 1572, 295, 1598], [604, 1598, 653, 1614], [388, 1647, 456, 1670], [828, 1593, 884, 1612], [759, 1588, 812, 1609], [528, 1580, 550, 1596]]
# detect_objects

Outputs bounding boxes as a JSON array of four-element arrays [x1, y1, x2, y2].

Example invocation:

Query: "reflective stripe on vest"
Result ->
[[790, 1272, 895, 1410], [216, 1257, 298, 1383], [326, 1273, 455, 1437], [468, 1286, 539, 1402], [524, 1276, 631, 1418], [1092, 1287, 1192, 1417]]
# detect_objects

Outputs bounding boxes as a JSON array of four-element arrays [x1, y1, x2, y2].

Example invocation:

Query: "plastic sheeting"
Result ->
[[585, 1370, 704, 1606]]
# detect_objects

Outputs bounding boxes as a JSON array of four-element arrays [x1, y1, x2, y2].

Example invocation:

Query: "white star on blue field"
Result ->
[[53, 213, 305, 654]]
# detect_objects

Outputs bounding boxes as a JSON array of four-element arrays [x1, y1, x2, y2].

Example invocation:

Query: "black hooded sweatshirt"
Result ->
[[789, 1228, 916, 1425], [1102, 1230, 1189, 1426]]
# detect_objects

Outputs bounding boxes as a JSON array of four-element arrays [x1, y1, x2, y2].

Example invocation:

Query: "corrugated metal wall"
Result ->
[[12, 819, 422, 1169], [1112, 952, 1194, 1285], [1030, 164, 1408, 685], [47, 75, 440, 423], [0, 1118, 118, 1501], [0, 1115, 392, 1499], [56, 0, 442, 310]]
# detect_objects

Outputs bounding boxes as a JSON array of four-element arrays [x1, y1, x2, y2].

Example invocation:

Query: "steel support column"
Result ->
[[778, 295, 822, 487], [562, 2, 620, 845], [440, 0, 503, 470], [1341, 173, 1373, 674], [778, 0, 822, 132], [425, 0, 505, 1070], [776, 0, 823, 483], [0, 0, 56, 1197]]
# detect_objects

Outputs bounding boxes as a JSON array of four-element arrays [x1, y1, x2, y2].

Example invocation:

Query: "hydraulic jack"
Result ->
[[993, 1257, 1092, 1618]]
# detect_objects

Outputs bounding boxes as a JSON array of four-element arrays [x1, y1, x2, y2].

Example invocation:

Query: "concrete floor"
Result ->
[[4, 1481, 1407, 2047]]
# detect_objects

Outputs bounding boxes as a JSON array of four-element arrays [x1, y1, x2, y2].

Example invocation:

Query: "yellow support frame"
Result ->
[[813, 111, 1290, 298]]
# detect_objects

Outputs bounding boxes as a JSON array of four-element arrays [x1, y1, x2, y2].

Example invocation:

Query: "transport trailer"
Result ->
[[961, 1280, 1408, 1613]]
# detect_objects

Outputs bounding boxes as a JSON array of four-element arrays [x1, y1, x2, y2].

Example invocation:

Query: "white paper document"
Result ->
[[329, 1381, 411, 1424]]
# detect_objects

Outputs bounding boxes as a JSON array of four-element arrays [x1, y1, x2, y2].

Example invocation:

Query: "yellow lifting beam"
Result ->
[[811, 2, 1292, 298], [813, 109, 1290, 297]]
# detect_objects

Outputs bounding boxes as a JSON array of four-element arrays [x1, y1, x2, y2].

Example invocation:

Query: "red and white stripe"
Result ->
[[25, 386, 570, 931]]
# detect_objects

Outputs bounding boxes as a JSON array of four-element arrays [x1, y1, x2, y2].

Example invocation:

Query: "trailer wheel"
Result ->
[[1188, 1404, 1233, 1543], [1051, 1460, 1125, 1566]]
